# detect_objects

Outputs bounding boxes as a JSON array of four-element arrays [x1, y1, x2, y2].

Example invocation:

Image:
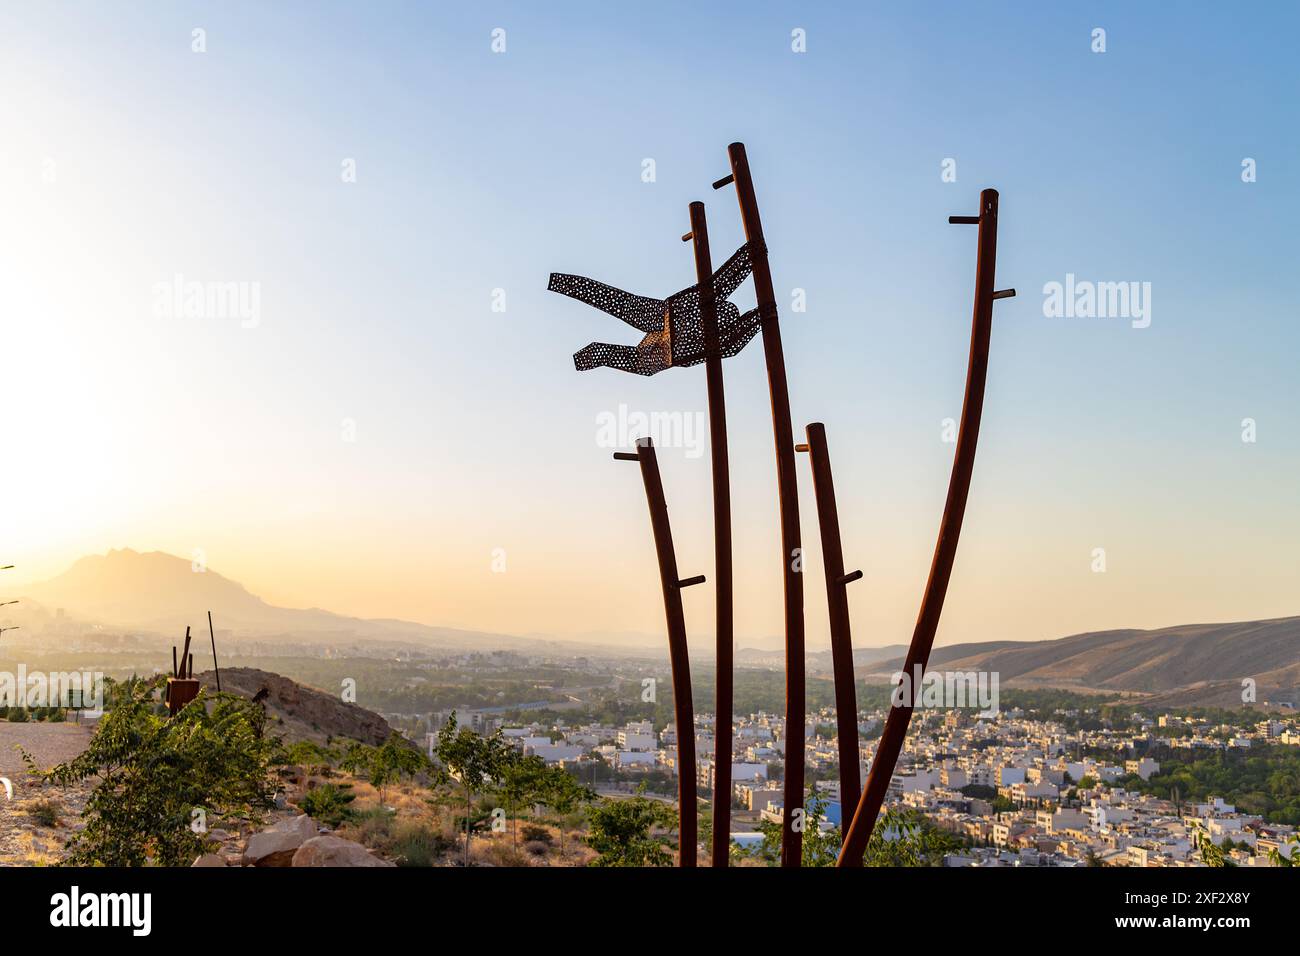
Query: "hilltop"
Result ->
[[869, 615, 1300, 707], [194, 667, 394, 746]]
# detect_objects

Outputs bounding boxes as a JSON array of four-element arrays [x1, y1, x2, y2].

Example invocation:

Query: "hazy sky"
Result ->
[[1, 2, 1296, 650]]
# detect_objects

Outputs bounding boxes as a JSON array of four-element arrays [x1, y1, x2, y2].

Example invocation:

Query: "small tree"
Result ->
[[338, 740, 376, 776], [370, 733, 429, 803], [585, 792, 678, 867], [753, 789, 841, 866], [541, 765, 595, 860], [284, 740, 336, 794], [749, 795, 959, 867], [497, 752, 548, 851], [27, 680, 279, 866], [337, 734, 428, 804], [435, 713, 512, 865]]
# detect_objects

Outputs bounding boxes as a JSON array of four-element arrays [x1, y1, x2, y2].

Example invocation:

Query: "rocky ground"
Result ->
[[0, 721, 95, 865], [0, 721, 394, 867], [1, 722, 589, 867], [195, 667, 394, 746], [1, 673, 593, 867], [189, 776, 593, 866]]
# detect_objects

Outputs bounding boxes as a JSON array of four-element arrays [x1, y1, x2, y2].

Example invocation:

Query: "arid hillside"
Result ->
[[869, 615, 1300, 706], [196, 667, 394, 745]]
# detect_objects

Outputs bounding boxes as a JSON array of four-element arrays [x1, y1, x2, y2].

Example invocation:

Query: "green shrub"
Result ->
[[26, 681, 280, 866], [8, 707, 28, 723], [348, 806, 397, 846], [340, 806, 449, 866], [27, 799, 60, 828], [585, 795, 678, 867], [384, 820, 450, 867], [521, 824, 552, 844], [296, 783, 356, 828], [339, 733, 431, 803]]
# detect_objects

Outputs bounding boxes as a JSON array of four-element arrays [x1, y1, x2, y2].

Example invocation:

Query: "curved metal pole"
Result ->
[[798, 423, 863, 826], [615, 437, 701, 866], [684, 201, 734, 867], [837, 188, 1014, 866], [715, 142, 805, 866]]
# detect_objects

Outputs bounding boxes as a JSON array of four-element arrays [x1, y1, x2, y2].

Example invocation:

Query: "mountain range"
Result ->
[[865, 617, 1300, 708], [13, 549, 1300, 706], [16, 549, 594, 655]]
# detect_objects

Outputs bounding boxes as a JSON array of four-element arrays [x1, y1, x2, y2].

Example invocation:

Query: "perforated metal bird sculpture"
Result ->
[[548, 241, 764, 375]]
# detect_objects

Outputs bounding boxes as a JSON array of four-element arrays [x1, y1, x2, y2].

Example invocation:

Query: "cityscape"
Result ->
[[5, 603, 1296, 870], [1, 0, 1294, 938]]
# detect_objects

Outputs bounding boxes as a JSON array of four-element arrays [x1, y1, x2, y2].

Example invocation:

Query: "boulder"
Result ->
[[291, 835, 395, 867], [192, 854, 227, 867], [242, 814, 318, 867]]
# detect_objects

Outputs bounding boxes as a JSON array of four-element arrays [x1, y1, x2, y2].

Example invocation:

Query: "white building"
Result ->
[[617, 730, 658, 751], [615, 750, 657, 769], [527, 743, 585, 765], [1125, 757, 1160, 780]]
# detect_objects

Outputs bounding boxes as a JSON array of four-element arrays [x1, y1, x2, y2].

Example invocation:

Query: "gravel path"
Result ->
[[0, 721, 95, 866]]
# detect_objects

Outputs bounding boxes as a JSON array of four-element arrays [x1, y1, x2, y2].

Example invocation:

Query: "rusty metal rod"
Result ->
[[208, 610, 222, 692], [624, 437, 698, 866], [685, 199, 735, 868], [801, 422, 862, 827], [838, 188, 1005, 866], [719, 142, 805, 866]]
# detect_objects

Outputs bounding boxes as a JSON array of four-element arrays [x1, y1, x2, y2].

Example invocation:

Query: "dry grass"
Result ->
[[324, 777, 594, 867], [25, 798, 60, 828]]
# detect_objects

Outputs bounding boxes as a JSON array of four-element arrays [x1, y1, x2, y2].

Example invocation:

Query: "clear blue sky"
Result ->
[[1, 2, 1296, 648]]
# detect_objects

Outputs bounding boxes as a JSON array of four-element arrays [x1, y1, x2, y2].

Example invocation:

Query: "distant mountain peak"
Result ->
[[16, 549, 559, 655], [23, 548, 272, 632]]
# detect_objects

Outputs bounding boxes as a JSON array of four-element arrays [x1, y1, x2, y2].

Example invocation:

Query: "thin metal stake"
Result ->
[[838, 188, 1009, 865]]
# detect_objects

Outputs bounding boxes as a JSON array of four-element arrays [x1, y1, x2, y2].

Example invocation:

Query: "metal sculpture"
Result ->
[[713, 143, 806, 866], [614, 437, 704, 866], [837, 189, 1014, 865], [550, 145, 1013, 872], [549, 242, 759, 376], [552, 195, 753, 866], [166, 625, 201, 716], [553, 143, 807, 866], [681, 201, 737, 868], [797, 423, 864, 823], [208, 610, 222, 693]]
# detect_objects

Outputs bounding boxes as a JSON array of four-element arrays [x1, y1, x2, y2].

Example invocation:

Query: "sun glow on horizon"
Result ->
[[1, 5, 1296, 651]]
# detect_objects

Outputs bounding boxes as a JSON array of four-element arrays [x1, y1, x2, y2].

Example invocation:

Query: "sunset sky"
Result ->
[[0, 2, 1296, 650]]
